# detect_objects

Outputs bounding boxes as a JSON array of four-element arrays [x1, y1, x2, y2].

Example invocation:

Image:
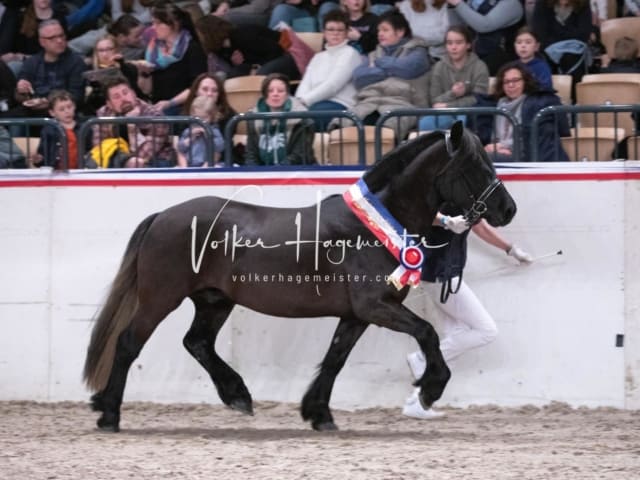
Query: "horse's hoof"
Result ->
[[97, 413, 120, 432], [229, 398, 254, 416], [313, 421, 338, 432]]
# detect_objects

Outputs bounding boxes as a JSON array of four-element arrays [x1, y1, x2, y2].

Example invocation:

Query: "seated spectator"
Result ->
[[83, 34, 146, 115], [625, 0, 640, 16], [342, 0, 379, 54], [9, 19, 86, 121], [194, 14, 304, 80], [177, 95, 224, 167], [220, 0, 281, 27], [295, 10, 362, 130], [398, 0, 449, 61], [111, 0, 153, 24], [473, 61, 569, 162], [601, 36, 640, 73], [245, 73, 316, 165], [532, 0, 592, 78], [268, 0, 340, 32], [369, 0, 395, 15], [514, 26, 553, 90], [446, 0, 524, 75], [93, 75, 176, 168], [2, 0, 68, 76], [0, 59, 18, 113], [31, 89, 83, 169], [138, 1, 207, 109], [419, 25, 489, 131], [59, 0, 106, 39], [107, 14, 146, 61], [348, 10, 430, 138]]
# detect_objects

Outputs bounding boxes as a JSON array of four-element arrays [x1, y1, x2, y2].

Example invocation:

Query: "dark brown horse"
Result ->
[[84, 122, 517, 431]]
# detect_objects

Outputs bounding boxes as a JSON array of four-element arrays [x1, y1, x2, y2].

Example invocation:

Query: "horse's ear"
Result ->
[[449, 121, 464, 154]]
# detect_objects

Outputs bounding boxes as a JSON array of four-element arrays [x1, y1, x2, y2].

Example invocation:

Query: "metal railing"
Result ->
[[374, 107, 521, 162], [78, 115, 214, 168], [0, 118, 67, 169], [531, 104, 640, 161], [224, 110, 365, 166]]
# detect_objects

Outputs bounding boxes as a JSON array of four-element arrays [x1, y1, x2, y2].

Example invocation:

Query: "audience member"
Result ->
[[83, 34, 146, 115], [245, 73, 316, 165], [514, 26, 553, 90], [10, 19, 86, 120], [625, 0, 640, 16], [446, 0, 524, 75], [111, 0, 153, 24], [398, 0, 449, 61], [221, 0, 281, 27], [2, 0, 68, 76], [139, 1, 207, 108], [474, 61, 569, 162], [60, 0, 106, 38], [269, 0, 340, 32], [348, 10, 430, 138], [177, 95, 224, 167], [32, 89, 82, 169], [194, 14, 303, 80], [419, 25, 489, 131], [601, 36, 640, 72], [342, 0, 379, 54], [369, 0, 395, 15], [532, 0, 592, 76], [107, 14, 146, 61], [93, 75, 175, 167], [295, 10, 362, 130], [0, 60, 18, 113]]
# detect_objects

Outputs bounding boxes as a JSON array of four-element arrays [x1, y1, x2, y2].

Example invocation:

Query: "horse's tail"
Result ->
[[83, 212, 159, 392]]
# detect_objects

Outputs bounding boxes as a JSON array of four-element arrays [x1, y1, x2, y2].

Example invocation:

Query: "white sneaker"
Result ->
[[402, 394, 445, 420], [406, 350, 426, 380]]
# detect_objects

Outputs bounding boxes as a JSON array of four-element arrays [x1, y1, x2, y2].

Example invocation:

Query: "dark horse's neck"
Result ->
[[362, 132, 451, 237]]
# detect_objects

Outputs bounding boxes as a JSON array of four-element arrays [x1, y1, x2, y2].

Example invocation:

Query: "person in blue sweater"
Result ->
[[514, 26, 552, 91]]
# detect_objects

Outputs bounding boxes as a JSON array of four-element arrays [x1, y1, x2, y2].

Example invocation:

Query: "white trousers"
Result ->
[[424, 279, 498, 363]]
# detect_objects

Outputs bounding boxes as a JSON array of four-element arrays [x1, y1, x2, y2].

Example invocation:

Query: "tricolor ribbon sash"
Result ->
[[343, 179, 425, 290]]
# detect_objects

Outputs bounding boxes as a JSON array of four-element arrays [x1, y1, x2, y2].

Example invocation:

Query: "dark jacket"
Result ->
[[532, 1, 591, 49], [472, 88, 570, 162], [18, 48, 87, 105], [150, 39, 207, 102], [36, 120, 90, 169], [245, 119, 316, 166]]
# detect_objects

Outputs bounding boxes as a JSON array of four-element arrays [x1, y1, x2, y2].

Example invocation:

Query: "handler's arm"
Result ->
[[472, 219, 532, 263]]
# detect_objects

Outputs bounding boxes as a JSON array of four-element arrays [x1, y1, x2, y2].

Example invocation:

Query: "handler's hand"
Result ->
[[507, 244, 533, 264], [443, 215, 470, 234]]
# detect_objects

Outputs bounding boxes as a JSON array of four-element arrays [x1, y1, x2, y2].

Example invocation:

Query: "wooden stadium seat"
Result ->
[[13, 137, 40, 163], [575, 81, 640, 134], [224, 75, 266, 134], [581, 73, 640, 84], [551, 74, 573, 105], [328, 126, 394, 165], [488, 76, 497, 95], [560, 127, 625, 161], [297, 32, 324, 53], [313, 132, 330, 164], [600, 17, 640, 59]]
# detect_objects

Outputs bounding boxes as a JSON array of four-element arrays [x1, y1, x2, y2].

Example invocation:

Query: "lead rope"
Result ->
[[439, 272, 463, 304]]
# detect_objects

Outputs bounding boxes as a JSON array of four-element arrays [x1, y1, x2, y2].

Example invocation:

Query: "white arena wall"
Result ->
[[0, 163, 639, 411]]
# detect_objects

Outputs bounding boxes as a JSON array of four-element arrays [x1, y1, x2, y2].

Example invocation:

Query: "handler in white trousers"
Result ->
[[403, 211, 532, 419]]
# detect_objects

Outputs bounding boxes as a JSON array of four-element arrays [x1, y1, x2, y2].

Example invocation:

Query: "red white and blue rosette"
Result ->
[[343, 179, 426, 290]]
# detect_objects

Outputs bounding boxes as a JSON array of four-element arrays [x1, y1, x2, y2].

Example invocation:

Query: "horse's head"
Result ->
[[435, 121, 516, 228]]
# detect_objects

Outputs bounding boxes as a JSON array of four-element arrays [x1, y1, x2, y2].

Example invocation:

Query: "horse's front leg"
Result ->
[[184, 289, 253, 414], [301, 316, 368, 431], [355, 299, 450, 409]]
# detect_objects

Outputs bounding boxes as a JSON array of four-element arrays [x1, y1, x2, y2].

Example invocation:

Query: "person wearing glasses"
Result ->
[[10, 19, 86, 120], [295, 10, 362, 130], [473, 61, 569, 162]]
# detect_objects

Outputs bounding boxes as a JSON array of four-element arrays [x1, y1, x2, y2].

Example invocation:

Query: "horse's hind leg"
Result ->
[[92, 303, 168, 432], [183, 289, 253, 414], [301, 316, 368, 431]]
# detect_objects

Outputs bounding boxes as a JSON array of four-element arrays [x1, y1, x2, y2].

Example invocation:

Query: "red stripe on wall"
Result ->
[[1, 171, 640, 188]]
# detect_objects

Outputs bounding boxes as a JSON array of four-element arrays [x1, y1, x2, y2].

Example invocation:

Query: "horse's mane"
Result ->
[[362, 130, 448, 193]]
